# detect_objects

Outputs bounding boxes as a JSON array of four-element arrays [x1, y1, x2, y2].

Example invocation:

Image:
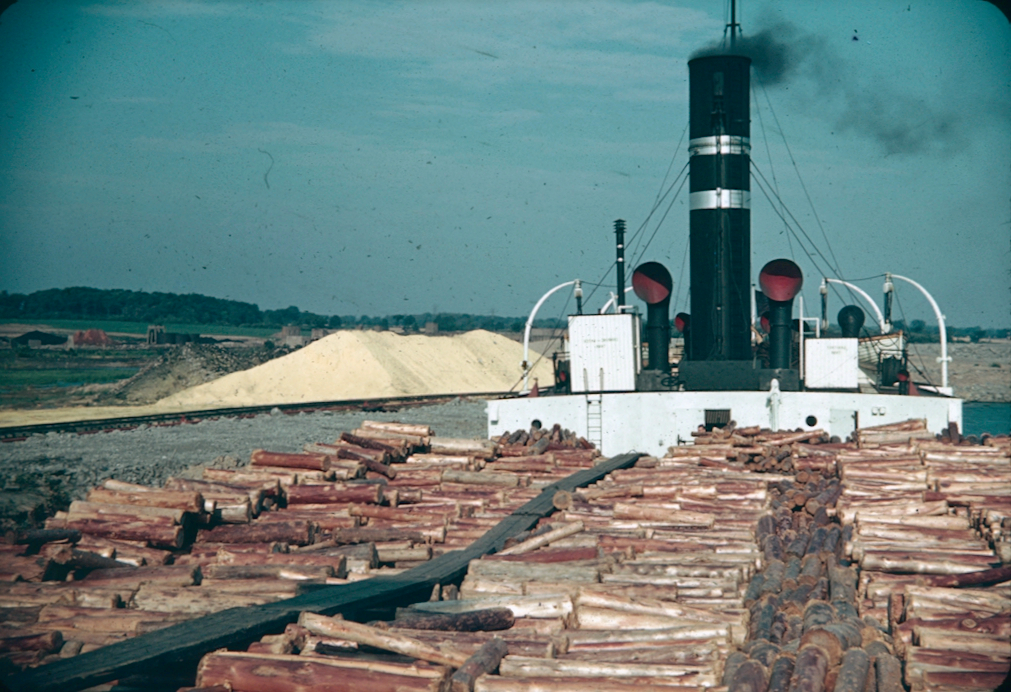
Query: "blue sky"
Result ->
[[1, 1, 1008, 327]]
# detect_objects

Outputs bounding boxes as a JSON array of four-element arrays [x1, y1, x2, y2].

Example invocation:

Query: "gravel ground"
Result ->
[[0, 398, 489, 529]]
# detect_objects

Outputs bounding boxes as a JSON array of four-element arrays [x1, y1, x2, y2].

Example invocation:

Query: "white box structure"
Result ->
[[568, 313, 640, 393], [805, 338, 859, 389]]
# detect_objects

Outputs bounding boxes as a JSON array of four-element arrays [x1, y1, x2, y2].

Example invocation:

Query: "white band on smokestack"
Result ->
[[689, 135, 751, 156], [690, 189, 750, 210]]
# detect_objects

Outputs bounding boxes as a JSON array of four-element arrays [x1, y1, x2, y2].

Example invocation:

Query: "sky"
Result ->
[[1, 0, 1009, 328]]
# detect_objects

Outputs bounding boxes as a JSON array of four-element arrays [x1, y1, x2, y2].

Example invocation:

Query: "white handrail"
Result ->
[[888, 273, 951, 393], [522, 280, 577, 393], [598, 286, 635, 314], [823, 278, 889, 333]]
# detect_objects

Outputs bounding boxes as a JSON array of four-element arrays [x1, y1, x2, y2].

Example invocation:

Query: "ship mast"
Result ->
[[729, 0, 740, 51]]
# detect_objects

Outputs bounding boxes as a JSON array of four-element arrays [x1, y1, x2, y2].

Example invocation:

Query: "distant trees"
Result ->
[[0, 288, 567, 333]]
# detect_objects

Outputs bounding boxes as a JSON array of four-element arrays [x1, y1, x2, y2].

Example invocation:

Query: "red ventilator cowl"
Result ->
[[632, 262, 673, 305], [759, 259, 804, 302]]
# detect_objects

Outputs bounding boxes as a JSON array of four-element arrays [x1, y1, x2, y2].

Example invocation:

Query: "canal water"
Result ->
[[962, 401, 1010, 437]]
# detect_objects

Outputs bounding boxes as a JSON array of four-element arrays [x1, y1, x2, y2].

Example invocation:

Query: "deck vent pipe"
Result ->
[[838, 305, 865, 338], [632, 261, 673, 371], [758, 259, 803, 370]]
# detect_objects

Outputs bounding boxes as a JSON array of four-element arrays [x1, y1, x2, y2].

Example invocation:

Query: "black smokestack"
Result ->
[[688, 54, 752, 362]]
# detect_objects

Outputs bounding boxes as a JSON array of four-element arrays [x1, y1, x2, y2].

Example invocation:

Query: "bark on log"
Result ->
[[250, 450, 331, 471], [39, 545, 128, 571], [202, 563, 338, 581], [393, 608, 516, 632], [485, 547, 599, 564], [406, 594, 573, 620], [298, 612, 471, 667], [766, 655, 794, 692], [196, 521, 313, 546], [788, 644, 829, 692], [286, 485, 384, 506], [919, 564, 1011, 588], [729, 659, 767, 692], [328, 527, 426, 545], [68, 501, 188, 525], [450, 638, 508, 692], [831, 648, 869, 692], [497, 523, 584, 556], [10, 528, 81, 546], [361, 420, 432, 437], [430, 438, 496, 457], [0, 631, 63, 654], [340, 431, 407, 459], [921, 671, 1009, 689], [78, 564, 199, 587], [474, 676, 709, 691], [828, 564, 857, 603], [496, 655, 717, 683], [85, 488, 203, 513], [63, 518, 183, 550], [443, 470, 520, 488], [195, 650, 449, 691]]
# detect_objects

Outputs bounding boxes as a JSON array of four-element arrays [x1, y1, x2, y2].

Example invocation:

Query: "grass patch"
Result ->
[[0, 368, 139, 389], [0, 319, 277, 338]]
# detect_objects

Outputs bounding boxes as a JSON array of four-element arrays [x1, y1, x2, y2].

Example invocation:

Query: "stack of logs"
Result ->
[[836, 420, 1011, 690], [0, 420, 601, 678], [189, 453, 776, 691], [1, 417, 1008, 692]]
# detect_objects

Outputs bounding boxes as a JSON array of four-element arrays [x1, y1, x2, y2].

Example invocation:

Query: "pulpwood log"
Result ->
[[298, 612, 472, 667], [196, 651, 449, 691], [451, 638, 509, 692], [250, 450, 332, 471], [392, 608, 515, 632], [85, 488, 204, 513], [474, 676, 703, 691]]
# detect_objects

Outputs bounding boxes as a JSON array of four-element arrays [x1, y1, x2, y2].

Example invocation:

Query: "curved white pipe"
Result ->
[[598, 286, 635, 314], [823, 278, 888, 333], [888, 273, 950, 392], [522, 280, 577, 393]]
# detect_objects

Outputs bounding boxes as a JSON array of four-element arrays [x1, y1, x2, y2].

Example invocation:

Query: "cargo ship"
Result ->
[[488, 13, 962, 457]]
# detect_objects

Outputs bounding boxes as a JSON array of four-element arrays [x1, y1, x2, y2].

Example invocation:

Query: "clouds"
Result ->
[[306, 1, 716, 93]]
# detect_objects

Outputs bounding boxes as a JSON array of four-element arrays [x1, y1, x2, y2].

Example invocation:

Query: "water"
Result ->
[[962, 402, 1010, 437]]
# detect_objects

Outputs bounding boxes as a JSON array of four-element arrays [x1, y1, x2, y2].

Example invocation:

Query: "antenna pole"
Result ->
[[729, 0, 738, 50]]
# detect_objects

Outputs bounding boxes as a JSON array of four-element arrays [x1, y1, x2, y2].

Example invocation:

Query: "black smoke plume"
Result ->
[[691, 21, 961, 156]]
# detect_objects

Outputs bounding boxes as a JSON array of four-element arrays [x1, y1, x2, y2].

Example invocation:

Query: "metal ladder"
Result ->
[[585, 395, 603, 450]]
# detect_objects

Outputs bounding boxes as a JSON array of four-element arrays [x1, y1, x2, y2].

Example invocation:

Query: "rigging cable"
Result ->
[[751, 163, 861, 309], [751, 76, 795, 262], [584, 161, 690, 309], [755, 75, 845, 279], [630, 163, 691, 268]]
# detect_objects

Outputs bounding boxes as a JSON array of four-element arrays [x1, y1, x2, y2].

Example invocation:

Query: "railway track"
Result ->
[[0, 392, 512, 442]]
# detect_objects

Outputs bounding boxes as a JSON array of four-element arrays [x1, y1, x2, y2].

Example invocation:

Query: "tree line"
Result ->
[[0, 288, 563, 332]]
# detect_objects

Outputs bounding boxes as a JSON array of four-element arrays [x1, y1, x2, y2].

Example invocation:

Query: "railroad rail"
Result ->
[[0, 391, 515, 442]]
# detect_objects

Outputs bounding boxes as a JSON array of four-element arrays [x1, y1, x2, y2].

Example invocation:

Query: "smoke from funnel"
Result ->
[[691, 20, 961, 156]]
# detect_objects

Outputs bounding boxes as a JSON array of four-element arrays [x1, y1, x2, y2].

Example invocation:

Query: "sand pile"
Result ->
[[156, 330, 554, 408]]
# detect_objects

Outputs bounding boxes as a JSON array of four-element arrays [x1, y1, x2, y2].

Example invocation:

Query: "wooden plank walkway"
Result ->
[[6, 452, 641, 692]]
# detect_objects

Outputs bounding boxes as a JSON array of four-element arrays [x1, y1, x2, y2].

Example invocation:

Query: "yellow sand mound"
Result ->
[[156, 329, 553, 409]]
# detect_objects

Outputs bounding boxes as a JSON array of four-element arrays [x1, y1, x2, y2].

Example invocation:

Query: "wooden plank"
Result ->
[[9, 453, 641, 692]]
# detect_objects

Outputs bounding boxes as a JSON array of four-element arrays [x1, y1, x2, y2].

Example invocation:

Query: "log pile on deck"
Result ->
[[1, 418, 1008, 692]]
